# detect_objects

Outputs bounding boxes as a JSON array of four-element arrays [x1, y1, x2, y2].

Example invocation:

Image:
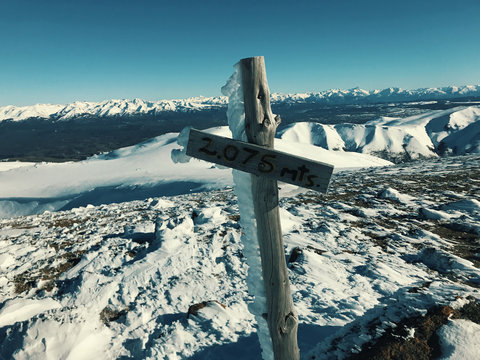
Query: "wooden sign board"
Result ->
[[186, 128, 334, 193]]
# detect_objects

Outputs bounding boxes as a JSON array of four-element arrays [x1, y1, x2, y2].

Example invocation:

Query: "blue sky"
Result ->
[[1, 0, 479, 106]]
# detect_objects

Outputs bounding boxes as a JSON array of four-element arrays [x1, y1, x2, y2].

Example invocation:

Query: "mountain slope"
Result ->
[[278, 106, 480, 162], [0, 126, 392, 219]]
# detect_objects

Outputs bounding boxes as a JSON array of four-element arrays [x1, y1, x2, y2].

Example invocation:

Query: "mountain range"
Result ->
[[1, 85, 479, 122]]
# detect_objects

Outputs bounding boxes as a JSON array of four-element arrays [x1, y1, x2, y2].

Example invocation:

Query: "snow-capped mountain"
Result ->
[[1, 85, 479, 122], [271, 85, 480, 104], [0, 97, 229, 122], [279, 106, 480, 162]]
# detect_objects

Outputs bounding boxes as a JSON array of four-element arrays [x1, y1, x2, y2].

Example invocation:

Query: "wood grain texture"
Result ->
[[240, 56, 300, 360], [186, 128, 333, 192]]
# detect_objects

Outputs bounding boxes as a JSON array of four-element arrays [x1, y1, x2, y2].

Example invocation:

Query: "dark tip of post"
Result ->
[[241, 56, 264, 62]]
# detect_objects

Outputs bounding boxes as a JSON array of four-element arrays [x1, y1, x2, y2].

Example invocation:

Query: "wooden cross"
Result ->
[[186, 57, 334, 360]]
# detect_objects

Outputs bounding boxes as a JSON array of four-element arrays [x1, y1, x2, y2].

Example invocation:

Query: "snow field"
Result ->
[[1, 195, 258, 359], [0, 125, 393, 220], [0, 154, 479, 359]]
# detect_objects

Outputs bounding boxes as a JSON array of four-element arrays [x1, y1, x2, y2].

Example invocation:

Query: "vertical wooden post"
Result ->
[[240, 56, 300, 360]]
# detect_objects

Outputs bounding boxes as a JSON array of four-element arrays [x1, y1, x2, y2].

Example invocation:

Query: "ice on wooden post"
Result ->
[[221, 64, 274, 360], [171, 126, 192, 164]]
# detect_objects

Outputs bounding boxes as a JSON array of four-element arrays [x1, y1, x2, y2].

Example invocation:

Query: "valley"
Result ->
[[1, 91, 479, 162]]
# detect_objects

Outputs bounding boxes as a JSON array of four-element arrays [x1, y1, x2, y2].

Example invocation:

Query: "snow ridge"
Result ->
[[0, 97, 228, 122], [1, 85, 479, 122], [279, 106, 480, 162], [271, 85, 480, 104], [0, 125, 391, 220]]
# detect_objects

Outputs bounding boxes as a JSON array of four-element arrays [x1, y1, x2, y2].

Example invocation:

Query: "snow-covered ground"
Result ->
[[0, 162, 35, 172], [0, 126, 391, 219], [0, 153, 479, 359]]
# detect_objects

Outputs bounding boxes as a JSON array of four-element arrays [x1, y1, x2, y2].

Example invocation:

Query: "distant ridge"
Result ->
[[1, 85, 479, 122], [270, 85, 480, 104]]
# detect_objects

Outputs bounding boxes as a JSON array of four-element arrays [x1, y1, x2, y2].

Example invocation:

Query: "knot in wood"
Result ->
[[262, 116, 271, 127], [279, 311, 298, 335]]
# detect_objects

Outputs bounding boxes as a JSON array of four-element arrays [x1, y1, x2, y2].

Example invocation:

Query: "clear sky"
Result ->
[[1, 0, 479, 106]]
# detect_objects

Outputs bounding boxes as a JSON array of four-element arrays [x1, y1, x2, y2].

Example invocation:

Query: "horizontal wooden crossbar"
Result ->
[[186, 128, 334, 193]]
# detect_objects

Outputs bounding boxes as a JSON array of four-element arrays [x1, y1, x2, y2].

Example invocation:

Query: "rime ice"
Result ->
[[221, 63, 274, 360]]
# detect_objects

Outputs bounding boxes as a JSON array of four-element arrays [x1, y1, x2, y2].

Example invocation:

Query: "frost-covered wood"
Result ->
[[240, 56, 300, 360]]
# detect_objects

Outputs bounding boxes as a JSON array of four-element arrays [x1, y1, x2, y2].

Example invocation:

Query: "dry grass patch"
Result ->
[[347, 299, 480, 360], [13, 250, 86, 294], [422, 223, 480, 268]]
